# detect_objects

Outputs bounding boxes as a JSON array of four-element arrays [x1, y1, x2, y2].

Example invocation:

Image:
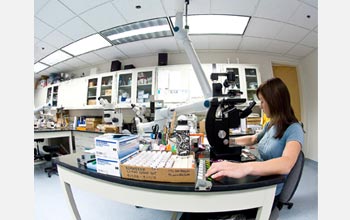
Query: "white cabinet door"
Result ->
[[156, 65, 191, 104], [34, 87, 47, 108], [59, 77, 87, 109]]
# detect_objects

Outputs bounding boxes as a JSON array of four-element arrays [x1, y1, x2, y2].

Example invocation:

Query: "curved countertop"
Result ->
[[55, 153, 285, 192]]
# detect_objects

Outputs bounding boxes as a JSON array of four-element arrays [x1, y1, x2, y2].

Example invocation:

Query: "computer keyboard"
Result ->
[[195, 158, 212, 191]]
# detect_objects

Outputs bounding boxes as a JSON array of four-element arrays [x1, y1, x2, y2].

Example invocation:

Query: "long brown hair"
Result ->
[[256, 77, 299, 139]]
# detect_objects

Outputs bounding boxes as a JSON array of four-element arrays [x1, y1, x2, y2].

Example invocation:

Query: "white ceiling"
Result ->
[[34, 0, 318, 79]]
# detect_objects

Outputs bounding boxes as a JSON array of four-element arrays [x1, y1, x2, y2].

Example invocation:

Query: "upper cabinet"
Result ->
[[86, 72, 116, 107], [217, 64, 262, 105], [34, 64, 261, 110], [46, 84, 59, 107], [58, 77, 87, 109], [116, 67, 156, 107], [156, 64, 214, 104]]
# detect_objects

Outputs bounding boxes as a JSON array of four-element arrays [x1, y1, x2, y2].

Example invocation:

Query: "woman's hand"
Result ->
[[205, 160, 251, 180]]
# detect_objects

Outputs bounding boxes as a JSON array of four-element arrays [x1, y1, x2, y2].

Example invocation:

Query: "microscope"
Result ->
[[98, 97, 123, 127], [205, 68, 256, 160]]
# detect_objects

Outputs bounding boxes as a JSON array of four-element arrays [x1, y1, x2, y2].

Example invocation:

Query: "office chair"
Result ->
[[34, 139, 45, 161], [43, 145, 61, 177], [269, 150, 305, 220]]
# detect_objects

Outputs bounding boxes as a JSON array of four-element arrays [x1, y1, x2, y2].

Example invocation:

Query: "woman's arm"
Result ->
[[230, 134, 258, 146], [206, 140, 301, 179]]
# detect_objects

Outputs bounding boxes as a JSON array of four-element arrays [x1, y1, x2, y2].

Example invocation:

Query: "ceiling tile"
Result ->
[[159, 0, 184, 17], [63, 57, 90, 69], [57, 17, 96, 41], [286, 44, 314, 57], [142, 37, 180, 53], [275, 24, 309, 43], [80, 3, 127, 32], [300, 31, 317, 48], [37, 66, 59, 76], [244, 18, 284, 39], [52, 61, 75, 72], [93, 46, 128, 60], [77, 52, 107, 65], [111, 0, 167, 23], [300, 0, 318, 8], [239, 37, 271, 51], [211, 0, 259, 16], [208, 35, 242, 50], [34, 18, 54, 39], [187, 0, 210, 15], [34, 41, 57, 62], [254, 0, 301, 22], [190, 35, 209, 50], [117, 41, 152, 57], [34, 0, 50, 15], [34, 37, 40, 45], [35, 0, 76, 28], [265, 40, 295, 54], [288, 3, 318, 30], [41, 30, 74, 49], [59, 0, 111, 15]]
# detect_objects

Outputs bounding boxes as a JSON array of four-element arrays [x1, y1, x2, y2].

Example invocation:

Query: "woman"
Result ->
[[205, 77, 304, 196]]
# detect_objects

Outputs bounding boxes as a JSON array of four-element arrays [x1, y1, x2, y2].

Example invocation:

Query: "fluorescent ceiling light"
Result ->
[[171, 15, 250, 35], [62, 34, 111, 56], [40, 50, 72, 66], [101, 17, 172, 45], [107, 25, 170, 41], [34, 62, 49, 73]]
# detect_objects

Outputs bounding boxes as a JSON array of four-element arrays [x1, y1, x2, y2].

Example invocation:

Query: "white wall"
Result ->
[[66, 50, 318, 161], [299, 49, 318, 161]]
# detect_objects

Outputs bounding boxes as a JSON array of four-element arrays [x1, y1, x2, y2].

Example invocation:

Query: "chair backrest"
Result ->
[[278, 150, 305, 205]]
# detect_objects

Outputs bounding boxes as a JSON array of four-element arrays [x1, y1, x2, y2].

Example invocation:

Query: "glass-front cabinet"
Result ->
[[136, 70, 153, 103], [245, 68, 259, 102], [86, 77, 98, 105], [46, 85, 59, 107], [117, 71, 133, 105], [85, 73, 116, 107], [218, 64, 261, 105], [116, 67, 155, 107], [100, 75, 113, 103]]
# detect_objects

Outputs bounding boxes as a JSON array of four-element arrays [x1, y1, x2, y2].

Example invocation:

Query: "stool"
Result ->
[[34, 139, 45, 161], [43, 145, 61, 177]]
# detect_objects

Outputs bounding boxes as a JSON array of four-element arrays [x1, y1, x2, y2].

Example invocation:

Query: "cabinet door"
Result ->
[[45, 85, 59, 107], [34, 87, 48, 108], [86, 77, 99, 106], [116, 71, 133, 107], [136, 68, 155, 104], [189, 63, 213, 101], [58, 77, 87, 108], [244, 67, 260, 103], [156, 65, 190, 104], [100, 75, 114, 104]]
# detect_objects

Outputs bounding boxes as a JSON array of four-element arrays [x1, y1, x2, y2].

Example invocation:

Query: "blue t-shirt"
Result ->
[[256, 122, 304, 195]]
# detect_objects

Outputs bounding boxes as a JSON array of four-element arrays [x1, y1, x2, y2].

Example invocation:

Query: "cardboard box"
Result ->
[[199, 119, 206, 134], [120, 152, 196, 183], [94, 134, 139, 177], [85, 117, 103, 131]]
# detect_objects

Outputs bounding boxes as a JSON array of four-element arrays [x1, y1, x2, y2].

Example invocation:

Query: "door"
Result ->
[[272, 65, 301, 121]]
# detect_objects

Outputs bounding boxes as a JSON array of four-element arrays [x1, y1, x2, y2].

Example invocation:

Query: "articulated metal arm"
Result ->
[[173, 1, 212, 99]]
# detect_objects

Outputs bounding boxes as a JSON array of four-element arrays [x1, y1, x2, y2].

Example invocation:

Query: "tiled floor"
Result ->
[[34, 159, 318, 220]]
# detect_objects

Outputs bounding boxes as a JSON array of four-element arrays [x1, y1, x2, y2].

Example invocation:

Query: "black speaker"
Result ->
[[158, 53, 168, 66], [124, 64, 135, 70], [110, 60, 121, 71]]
